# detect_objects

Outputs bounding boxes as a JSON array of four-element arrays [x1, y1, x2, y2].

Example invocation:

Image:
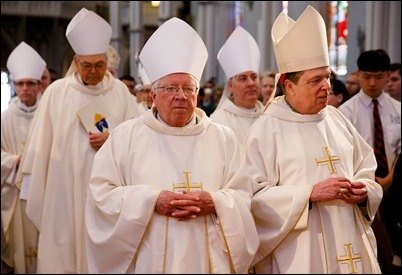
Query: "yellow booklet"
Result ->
[[76, 93, 117, 133]]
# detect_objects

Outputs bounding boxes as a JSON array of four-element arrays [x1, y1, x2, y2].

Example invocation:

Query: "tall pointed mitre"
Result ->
[[272, 5, 329, 73], [66, 8, 112, 55], [7, 41, 46, 80], [217, 26, 261, 79], [139, 17, 208, 83]]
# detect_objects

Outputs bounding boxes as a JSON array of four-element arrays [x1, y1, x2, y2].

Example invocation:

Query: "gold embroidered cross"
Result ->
[[336, 243, 361, 274], [25, 247, 38, 265], [315, 146, 340, 174], [172, 171, 203, 192]]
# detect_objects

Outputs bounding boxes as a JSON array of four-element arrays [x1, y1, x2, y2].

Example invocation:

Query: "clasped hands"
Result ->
[[310, 176, 368, 204], [155, 190, 216, 221]]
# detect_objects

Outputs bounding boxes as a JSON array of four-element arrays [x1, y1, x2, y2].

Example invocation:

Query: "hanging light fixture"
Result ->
[[151, 1, 160, 8]]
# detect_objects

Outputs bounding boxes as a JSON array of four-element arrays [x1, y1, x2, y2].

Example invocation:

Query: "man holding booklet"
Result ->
[[17, 8, 139, 274]]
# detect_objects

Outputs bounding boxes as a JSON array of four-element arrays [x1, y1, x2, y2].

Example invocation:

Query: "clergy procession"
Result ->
[[1, 3, 400, 275]]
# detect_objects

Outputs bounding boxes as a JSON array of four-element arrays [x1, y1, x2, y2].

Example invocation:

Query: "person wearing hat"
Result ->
[[1, 41, 46, 274], [85, 17, 259, 274], [18, 8, 140, 273], [210, 26, 264, 143], [232, 5, 382, 273]]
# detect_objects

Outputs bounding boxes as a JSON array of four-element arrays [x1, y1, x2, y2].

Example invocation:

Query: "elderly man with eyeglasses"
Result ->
[[84, 17, 259, 274], [18, 8, 140, 274]]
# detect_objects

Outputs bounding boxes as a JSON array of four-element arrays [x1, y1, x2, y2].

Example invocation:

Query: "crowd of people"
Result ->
[[1, 4, 400, 274], [196, 60, 400, 120]]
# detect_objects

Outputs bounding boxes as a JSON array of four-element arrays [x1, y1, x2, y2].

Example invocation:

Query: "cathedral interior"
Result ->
[[1, 1, 401, 90]]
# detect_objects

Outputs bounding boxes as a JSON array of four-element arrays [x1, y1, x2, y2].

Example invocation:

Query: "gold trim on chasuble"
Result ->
[[315, 146, 363, 273], [164, 171, 212, 273], [131, 171, 235, 273]]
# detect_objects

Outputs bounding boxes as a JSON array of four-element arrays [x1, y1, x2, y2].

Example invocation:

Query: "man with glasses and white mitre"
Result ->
[[18, 8, 139, 273], [85, 17, 259, 274]]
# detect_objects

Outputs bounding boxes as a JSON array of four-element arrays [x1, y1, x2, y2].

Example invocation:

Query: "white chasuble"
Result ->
[[1, 98, 39, 273], [85, 108, 259, 274], [240, 96, 382, 274], [19, 71, 139, 273]]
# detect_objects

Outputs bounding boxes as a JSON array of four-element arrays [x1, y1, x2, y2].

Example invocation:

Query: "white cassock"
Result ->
[[85, 108, 260, 274], [1, 97, 39, 274], [20, 71, 139, 274], [240, 96, 383, 274], [210, 99, 264, 143]]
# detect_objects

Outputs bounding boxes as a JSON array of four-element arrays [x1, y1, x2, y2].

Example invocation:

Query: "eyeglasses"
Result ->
[[14, 81, 39, 88], [157, 85, 198, 95], [78, 61, 107, 71]]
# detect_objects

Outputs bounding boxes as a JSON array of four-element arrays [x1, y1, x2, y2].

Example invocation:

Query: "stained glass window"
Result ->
[[328, 1, 349, 76]]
